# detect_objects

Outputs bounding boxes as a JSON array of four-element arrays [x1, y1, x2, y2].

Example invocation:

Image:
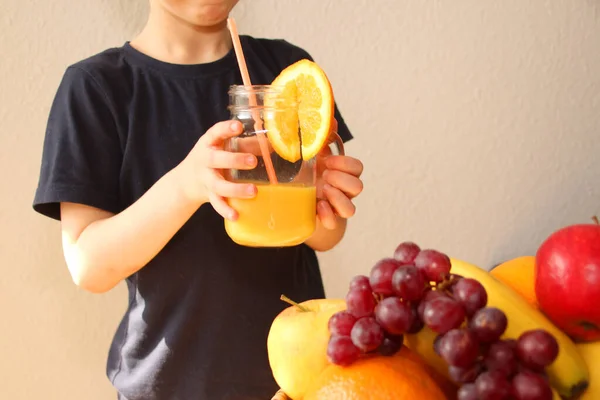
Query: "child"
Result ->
[[33, 1, 364, 399]]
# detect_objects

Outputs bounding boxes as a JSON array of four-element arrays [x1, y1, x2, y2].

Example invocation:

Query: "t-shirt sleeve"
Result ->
[[32, 66, 123, 221], [281, 41, 354, 144]]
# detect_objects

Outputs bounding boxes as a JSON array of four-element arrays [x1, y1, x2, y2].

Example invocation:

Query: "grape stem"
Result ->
[[280, 294, 310, 312], [592, 216, 599, 225], [436, 274, 460, 293], [373, 292, 384, 304]]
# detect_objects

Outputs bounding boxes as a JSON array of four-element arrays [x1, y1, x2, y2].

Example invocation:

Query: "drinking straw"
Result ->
[[227, 17, 278, 185]]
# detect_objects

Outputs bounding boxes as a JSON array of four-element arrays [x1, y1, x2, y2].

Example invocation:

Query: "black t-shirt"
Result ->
[[32, 36, 353, 400]]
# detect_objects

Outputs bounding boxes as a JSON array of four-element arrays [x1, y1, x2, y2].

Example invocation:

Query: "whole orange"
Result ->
[[490, 256, 538, 308], [303, 346, 447, 400], [266, 297, 346, 400], [403, 348, 458, 400]]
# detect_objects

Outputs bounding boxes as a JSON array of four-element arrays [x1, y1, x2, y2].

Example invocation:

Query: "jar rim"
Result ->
[[227, 104, 297, 111], [228, 84, 297, 110], [228, 84, 286, 94]]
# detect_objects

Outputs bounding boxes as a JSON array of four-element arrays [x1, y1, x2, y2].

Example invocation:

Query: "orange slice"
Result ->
[[264, 59, 334, 163]]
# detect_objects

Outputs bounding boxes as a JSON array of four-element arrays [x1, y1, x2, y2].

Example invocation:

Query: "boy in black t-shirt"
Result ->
[[33, 1, 364, 399]]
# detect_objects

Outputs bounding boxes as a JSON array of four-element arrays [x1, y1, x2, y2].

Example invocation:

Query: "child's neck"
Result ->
[[130, 7, 233, 66]]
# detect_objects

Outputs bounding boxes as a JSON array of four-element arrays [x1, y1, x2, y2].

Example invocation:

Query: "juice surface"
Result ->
[[225, 183, 317, 247]]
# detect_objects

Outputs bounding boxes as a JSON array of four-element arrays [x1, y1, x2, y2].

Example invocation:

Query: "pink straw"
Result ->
[[227, 18, 278, 185]]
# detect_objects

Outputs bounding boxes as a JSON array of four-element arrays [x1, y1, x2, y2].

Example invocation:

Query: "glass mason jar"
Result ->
[[223, 84, 343, 248]]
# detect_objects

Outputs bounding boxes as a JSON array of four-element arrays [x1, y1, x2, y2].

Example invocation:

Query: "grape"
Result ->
[[422, 296, 466, 334], [414, 249, 452, 283], [346, 288, 376, 318], [452, 278, 488, 316], [349, 275, 371, 291], [447, 273, 465, 287], [469, 307, 508, 343], [369, 258, 402, 296], [327, 335, 360, 366], [517, 365, 549, 382], [504, 338, 518, 350], [374, 297, 414, 335], [484, 340, 518, 377], [423, 289, 445, 301], [511, 370, 553, 400], [392, 264, 426, 301], [479, 341, 492, 357], [328, 311, 357, 337], [393, 241, 421, 264], [417, 290, 447, 320], [378, 334, 404, 356], [438, 329, 479, 367], [407, 305, 424, 334], [457, 383, 478, 400], [448, 362, 483, 384], [350, 316, 384, 352], [475, 370, 512, 400], [516, 330, 559, 370]]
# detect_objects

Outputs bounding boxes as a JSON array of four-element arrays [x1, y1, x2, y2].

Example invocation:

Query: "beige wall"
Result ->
[[2, 0, 599, 398]]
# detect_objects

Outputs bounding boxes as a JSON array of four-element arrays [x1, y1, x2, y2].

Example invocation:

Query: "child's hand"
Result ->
[[177, 120, 257, 220], [316, 153, 364, 230]]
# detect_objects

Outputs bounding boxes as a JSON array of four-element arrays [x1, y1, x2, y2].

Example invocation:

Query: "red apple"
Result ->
[[535, 218, 600, 342]]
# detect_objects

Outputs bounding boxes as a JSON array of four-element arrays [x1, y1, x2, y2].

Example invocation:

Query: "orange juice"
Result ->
[[225, 183, 317, 247]]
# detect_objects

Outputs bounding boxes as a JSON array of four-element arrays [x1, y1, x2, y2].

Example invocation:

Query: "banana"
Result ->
[[405, 324, 451, 380], [454, 258, 588, 398], [575, 341, 600, 400], [405, 258, 589, 399]]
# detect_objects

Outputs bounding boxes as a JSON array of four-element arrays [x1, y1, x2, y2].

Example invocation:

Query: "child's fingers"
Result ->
[[203, 120, 244, 145], [317, 200, 337, 230], [324, 184, 356, 219], [208, 192, 238, 221], [325, 155, 364, 177], [323, 170, 363, 199], [205, 149, 257, 170], [209, 170, 257, 200]]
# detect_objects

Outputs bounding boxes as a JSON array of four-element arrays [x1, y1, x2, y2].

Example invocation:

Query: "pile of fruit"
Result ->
[[267, 218, 600, 400], [327, 242, 567, 400]]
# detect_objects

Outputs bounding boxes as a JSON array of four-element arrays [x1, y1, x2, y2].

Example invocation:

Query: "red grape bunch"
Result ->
[[327, 242, 427, 366], [326, 241, 560, 400]]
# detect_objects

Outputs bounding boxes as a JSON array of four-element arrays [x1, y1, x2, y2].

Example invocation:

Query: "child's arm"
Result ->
[[61, 169, 198, 293], [304, 214, 348, 252], [60, 121, 257, 293]]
